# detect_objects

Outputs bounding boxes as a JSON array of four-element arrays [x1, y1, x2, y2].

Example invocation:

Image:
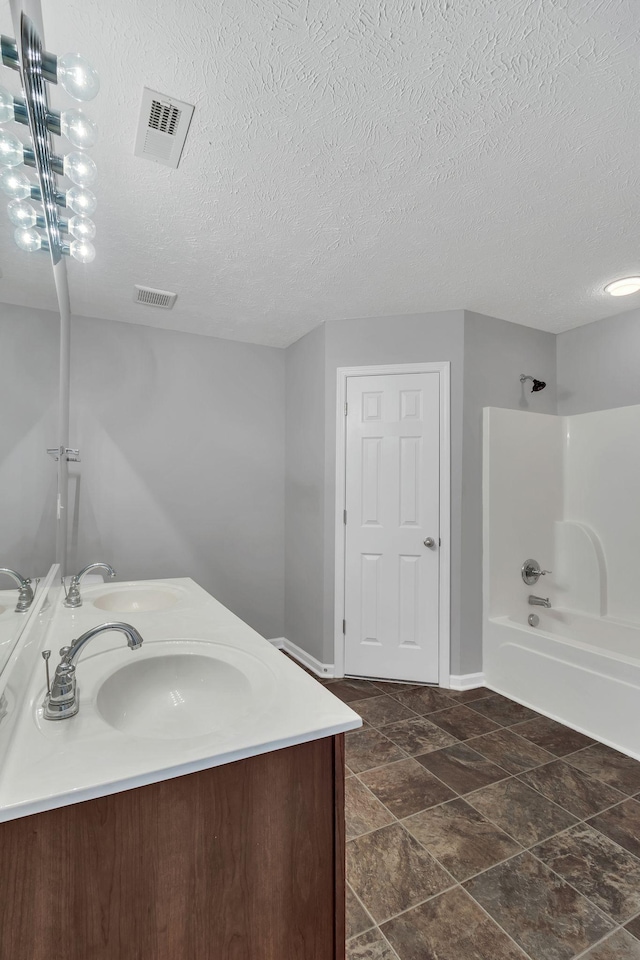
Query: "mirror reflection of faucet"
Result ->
[[62, 562, 116, 608], [0, 568, 35, 612]]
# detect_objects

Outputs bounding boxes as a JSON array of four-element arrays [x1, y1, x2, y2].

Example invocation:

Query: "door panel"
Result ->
[[344, 372, 440, 683]]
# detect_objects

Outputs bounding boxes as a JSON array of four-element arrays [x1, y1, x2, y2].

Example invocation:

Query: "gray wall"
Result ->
[[557, 308, 640, 415], [283, 308, 560, 677], [284, 311, 466, 669], [461, 312, 557, 672], [0, 303, 58, 578], [69, 315, 285, 640], [323, 312, 466, 671], [284, 324, 327, 660]]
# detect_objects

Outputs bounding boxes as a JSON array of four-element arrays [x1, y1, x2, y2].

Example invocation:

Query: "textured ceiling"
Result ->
[[0, 0, 639, 346]]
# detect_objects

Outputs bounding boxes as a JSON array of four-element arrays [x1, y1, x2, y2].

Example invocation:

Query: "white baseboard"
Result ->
[[448, 672, 485, 691], [268, 637, 335, 679]]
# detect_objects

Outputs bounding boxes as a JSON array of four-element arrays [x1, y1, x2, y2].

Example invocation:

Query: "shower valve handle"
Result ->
[[522, 559, 552, 585]]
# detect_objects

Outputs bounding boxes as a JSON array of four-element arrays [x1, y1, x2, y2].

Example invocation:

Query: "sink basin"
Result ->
[[95, 642, 276, 740], [0, 604, 8, 616], [93, 587, 181, 613]]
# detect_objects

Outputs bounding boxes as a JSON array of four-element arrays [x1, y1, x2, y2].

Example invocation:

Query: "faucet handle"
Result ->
[[42, 650, 51, 695], [522, 559, 552, 585]]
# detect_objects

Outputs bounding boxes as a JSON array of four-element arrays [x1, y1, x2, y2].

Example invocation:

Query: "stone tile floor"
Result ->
[[321, 672, 640, 960]]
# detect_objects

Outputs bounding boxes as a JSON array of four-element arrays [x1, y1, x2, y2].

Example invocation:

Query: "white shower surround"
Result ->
[[483, 405, 640, 760]]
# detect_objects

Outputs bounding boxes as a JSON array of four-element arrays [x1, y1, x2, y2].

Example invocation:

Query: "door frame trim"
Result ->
[[334, 362, 451, 687]]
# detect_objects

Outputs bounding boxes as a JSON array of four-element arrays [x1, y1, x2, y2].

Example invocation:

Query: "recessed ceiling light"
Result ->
[[604, 277, 640, 296]]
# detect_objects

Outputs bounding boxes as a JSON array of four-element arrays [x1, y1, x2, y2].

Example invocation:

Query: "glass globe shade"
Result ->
[[0, 131, 23, 167], [14, 227, 41, 252], [66, 185, 97, 216], [63, 151, 97, 186], [7, 199, 37, 227], [69, 239, 95, 263], [69, 215, 95, 241], [0, 168, 31, 199], [57, 53, 100, 102], [60, 109, 97, 149], [0, 86, 14, 124]]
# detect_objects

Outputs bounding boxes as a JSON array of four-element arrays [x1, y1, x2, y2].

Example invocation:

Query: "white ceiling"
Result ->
[[0, 0, 638, 347]]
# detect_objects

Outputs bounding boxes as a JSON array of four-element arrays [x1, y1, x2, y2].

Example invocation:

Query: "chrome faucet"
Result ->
[[43, 621, 144, 720], [0, 568, 35, 612], [529, 595, 551, 608], [63, 562, 116, 608]]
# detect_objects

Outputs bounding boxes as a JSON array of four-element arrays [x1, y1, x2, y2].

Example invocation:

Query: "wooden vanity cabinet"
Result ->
[[0, 734, 345, 960]]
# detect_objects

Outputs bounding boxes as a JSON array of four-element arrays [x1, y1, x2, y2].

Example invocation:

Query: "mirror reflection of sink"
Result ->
[[93, 587, 181, 613], [95, 643, 276, 740]]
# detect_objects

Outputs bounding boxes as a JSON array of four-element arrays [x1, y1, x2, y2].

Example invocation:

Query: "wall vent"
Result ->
[[134, 87, 195, 168], [134, 285, 177, 309]]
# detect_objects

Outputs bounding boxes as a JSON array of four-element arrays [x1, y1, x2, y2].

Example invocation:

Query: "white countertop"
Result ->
[[0, 578, 361, 822]]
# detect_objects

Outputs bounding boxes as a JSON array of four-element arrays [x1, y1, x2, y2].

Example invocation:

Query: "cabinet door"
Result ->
[[0, 736, 345, 960]]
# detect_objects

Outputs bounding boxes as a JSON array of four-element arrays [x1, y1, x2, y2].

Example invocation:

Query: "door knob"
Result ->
[[423, 537, 435, 548]]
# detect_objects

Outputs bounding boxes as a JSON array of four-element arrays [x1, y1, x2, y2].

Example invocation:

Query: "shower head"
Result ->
[[520, 374, 546, 393]]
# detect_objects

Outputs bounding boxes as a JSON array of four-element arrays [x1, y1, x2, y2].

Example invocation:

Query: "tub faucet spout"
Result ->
[[529, 595, 551, 608]]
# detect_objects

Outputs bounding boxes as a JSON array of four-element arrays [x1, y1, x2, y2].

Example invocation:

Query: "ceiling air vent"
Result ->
[[134, 87, 195, 168], [134, 285, 177, 309]]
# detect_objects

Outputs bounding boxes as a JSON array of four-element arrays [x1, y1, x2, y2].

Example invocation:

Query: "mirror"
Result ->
[[0, 3, 59, 680]]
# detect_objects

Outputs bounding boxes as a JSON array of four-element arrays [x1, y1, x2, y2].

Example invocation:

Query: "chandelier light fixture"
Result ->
[[0, 14, 98, 263]]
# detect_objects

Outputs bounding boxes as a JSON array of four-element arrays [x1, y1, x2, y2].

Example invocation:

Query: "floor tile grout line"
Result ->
[[345, 881, 377, 941], [347, 922, 403, 959], [460, 844, 623, 960], [351, 736, 639, 850], [346, 815, 461, 897], [519, 779, 636, 827], [356, 756, 471, 810], [462, 784, 588, 854], [457, 778, 640, 887], [368, 718, 564, 777], [377, 877, 538, 960], [579, 812, 640, 866], [447, 781, 640, 934], [341, 675, 640, 957], [570, 925, 632, 960], [525, 844, 629, 932], [375, 924, 402, 959], [399, 812, 527, 886], [347, 775, 398, 837], [366, 877, 460, 928], [566, 907, 640, 958], [562, 754, 640, 798], [351, 691, 424, 723], [457, 883, 539, 960], [462, 759, 632, 835]]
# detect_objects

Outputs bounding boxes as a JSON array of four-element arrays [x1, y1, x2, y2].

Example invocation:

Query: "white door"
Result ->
[[344, 372, 441, 683]]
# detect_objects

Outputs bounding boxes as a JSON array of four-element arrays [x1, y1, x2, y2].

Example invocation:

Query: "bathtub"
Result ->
[[483, 609, 640, 761]]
